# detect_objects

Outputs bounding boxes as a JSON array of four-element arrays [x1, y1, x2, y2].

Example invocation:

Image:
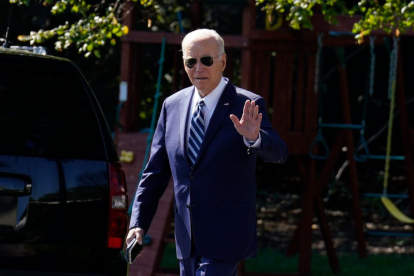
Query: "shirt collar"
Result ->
[[193, 77, 227, 111]]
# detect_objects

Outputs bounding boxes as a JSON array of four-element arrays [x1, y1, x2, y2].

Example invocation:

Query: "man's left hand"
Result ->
[[230, 100, 262, 141]]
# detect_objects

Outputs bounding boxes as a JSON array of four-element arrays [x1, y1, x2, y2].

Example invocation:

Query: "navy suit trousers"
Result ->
[[179, 242, 238, 276]]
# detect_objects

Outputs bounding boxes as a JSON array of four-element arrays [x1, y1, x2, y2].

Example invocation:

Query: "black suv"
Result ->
[[0, 46, 128, 275]]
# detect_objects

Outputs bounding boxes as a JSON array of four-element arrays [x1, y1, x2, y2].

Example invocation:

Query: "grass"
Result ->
[[160, 244, 414, 275]]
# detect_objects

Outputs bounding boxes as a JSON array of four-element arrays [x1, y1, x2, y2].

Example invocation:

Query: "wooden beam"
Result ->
[[311, 14, 361, 33], [122, 31, 247, 48], [122, 31, 184, 45], [122, 15, 414, 49], [250, 29, 360, 48], [123, 29, 361, 49]]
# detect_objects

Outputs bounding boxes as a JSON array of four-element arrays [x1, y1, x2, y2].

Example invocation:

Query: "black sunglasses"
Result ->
[[184, 54, 224, 69]]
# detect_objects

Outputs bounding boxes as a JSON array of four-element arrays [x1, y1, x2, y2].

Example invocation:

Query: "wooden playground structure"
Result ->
[[115, 1, 414, 275]]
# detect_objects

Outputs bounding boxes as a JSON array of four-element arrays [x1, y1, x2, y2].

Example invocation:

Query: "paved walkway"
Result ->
[[115, 131, 175, 276]]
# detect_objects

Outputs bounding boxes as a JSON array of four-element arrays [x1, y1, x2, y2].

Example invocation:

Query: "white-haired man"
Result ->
[[127, 29, 288, 276]]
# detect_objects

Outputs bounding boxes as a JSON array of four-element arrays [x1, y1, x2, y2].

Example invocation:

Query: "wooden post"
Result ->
[[297, 159, 315, 275], [241, 0, 254, 90], [337, 63, 367, 258], [288, 133, 343, 273], [314, 193, 340, 273], [119, 2, 142, 132], [396, 52, 414, 240], [190, 1, 203, 30]]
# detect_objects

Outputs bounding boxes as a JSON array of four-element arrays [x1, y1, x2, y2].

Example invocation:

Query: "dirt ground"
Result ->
[[255, 176, 414, 256], [252, 152, 414, 257]]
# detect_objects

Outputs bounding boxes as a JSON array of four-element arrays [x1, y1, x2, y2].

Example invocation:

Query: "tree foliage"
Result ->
[[257, 0, 414, 43], [256, 0, 348, 30], [351, 0, 414, 42], [7, 0, 414, 58], [9, 0, 153, 58]]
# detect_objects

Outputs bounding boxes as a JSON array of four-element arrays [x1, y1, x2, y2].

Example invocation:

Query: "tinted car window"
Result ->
[[0, 56, 106, 160]]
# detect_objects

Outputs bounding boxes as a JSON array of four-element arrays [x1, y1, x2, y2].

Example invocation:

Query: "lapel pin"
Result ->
[[224, 103, 229, 105]]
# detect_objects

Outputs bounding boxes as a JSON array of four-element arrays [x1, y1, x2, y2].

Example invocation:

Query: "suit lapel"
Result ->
[[196, 82, 237, 162], [179, 87, 194, 168]]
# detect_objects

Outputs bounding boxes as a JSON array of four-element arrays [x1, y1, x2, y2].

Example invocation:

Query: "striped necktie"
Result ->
[[188, 100, 205, 167]]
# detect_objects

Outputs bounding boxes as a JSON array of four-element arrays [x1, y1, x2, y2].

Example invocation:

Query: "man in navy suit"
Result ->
[[127, 29, 288, 276]]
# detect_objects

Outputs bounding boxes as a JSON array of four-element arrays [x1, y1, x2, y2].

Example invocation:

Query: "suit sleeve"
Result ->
[[129, 101, 172, 234], [249, 97, 289, 163]]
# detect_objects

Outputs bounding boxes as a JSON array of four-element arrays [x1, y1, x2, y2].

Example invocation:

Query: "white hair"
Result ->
[[181, 29, 225, 57]]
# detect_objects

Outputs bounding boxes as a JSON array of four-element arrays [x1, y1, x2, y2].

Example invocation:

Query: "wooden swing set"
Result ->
[[116, 1, 414, 275]]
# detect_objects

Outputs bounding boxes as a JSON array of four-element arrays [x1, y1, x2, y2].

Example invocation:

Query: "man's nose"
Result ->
[[194, 60, 205, 71]]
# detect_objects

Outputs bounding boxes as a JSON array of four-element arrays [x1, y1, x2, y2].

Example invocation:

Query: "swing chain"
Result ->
[[388, 36, 399, 99], [369, 36, 376, 97], [314, 33, 323, 93], [383, 36, 399, 193]]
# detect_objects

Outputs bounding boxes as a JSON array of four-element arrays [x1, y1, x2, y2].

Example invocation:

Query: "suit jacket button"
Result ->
[[190, 176, 195, 181]]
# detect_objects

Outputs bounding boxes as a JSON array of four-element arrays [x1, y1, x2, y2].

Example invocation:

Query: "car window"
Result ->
[[0, 56, 106, 160]]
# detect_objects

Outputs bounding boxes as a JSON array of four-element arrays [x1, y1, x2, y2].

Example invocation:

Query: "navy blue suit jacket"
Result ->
[[129, 80, 288, 262]]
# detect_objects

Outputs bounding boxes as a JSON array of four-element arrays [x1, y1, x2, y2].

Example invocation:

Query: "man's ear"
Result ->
[[221, 54, 227, 72]]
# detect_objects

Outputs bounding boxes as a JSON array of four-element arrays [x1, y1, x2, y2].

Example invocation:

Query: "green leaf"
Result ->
[[72, 5, 79, 13], [94, 50, 101, 58]]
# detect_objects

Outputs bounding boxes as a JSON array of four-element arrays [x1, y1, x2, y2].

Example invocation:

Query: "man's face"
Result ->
[[183, 37, 226, 97]]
